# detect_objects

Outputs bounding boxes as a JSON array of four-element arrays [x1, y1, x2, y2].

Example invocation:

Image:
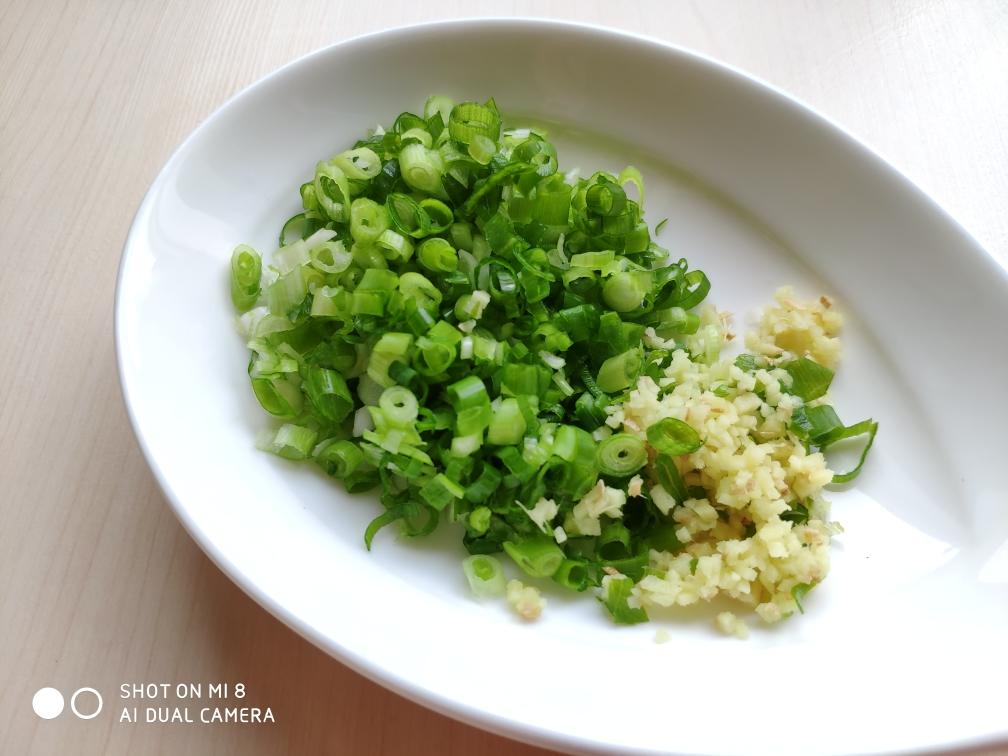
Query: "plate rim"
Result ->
[[113, 17, 1008, 755]]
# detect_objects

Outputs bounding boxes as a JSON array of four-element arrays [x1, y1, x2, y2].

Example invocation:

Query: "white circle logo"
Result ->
[[70, 688, 103, 720], [32, 688, 64, 719]]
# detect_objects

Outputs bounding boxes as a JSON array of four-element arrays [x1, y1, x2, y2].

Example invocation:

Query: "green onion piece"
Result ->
[[603, 553, 648, 582], [603, 271, 649, 312], [418, 198, 453, 233], [555, 304, 600, 342], [599, 574, 648, 624], [398, 271, 442, 306], [586, 178, 627, 216], [646, 417, 702, 456], [553, 559, 590, 591], [596, 433, 647, 477], [309, 240, 352, 274], [424, 95, 455, 126], [417, 237, 458, 273], [308, 286, 348, 320], [230, 244, 261, 311], [782, 358, 834, 401], [399, 143, 446, 195], [467, 505, 492, 533], [250, 374, 303, 416], [655, 218, 668, 235], [597, 521, 633, 560], [420, 473, 465, 510], [503, 537, 564, 578], [350, 198, 391, 244], [570, 250, 615, 270], [617, 165, 645, 206], [464, 466, 502, 505], [450, 432, 483, 457], [647, 522, 682, 553], [448, 101, 501, 145], [315, 439, 364, 478], [399, 127, 432, 148], [467, 134, 496, 164], [332, 147, 382, 180], [364, 510, 401, 550], [414, 337, 456, 376], [375, 229, 414, 262], [303, 366, 354, 422], [596, 348, 643, 393], [267, 266, 306, 316], [654, 454, 688, 504], [455, 403, 493, 436], [447, 375, 489, 411], [314, 161, 351, 222], [449, 221, 475, 251], [651, 306, 699, 335], [513, 137, 558, 178], [487, 398, 526, 445], [791, 582, 813, 614], [367, 332, 413, 387], [378, 386, 419, 427], [462, 554, 506, 598], [676, 269, 710, 310], [781, 501, 810, 525], [386, 193, 432, 238], [734, 353, 763, 372], [459, 162, 529, 217], [357, 267, 399, 292], [267, 423, 318, 460], [351, 242, 387, 272], [279, 212, 324, 246], [821, 419, 879, 483]]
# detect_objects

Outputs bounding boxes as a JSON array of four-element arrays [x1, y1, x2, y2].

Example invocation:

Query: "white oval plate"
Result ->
[[116, 19, 1008, 756]]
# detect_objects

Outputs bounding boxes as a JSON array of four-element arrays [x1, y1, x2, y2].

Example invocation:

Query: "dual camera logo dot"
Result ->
[[32, 687, 103, 720]]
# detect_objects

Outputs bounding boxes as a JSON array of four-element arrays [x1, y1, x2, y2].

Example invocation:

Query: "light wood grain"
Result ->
[[1, 1, 1006, 754]]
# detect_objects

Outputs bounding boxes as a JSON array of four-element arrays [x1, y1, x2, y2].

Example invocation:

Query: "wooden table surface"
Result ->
[[2, 1, 1006, 754]]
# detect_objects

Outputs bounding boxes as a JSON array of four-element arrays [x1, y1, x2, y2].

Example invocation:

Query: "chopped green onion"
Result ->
[[596, 348, 642, 393], [399, 143, 445, 195], [599, 574, 648, 624], [603, 271, 649, 312], [783, 357, 834, 401], [332, 147, 382, 180], [654, 454, 688, 504], [315, 440, 364, 478], [821, 419, 879, 483], [417, 237, 458, 273], [553, 559, 590, 591], [378, 386, 419, 427], [487, 398, 527, 445], [791, 582, 813, 614], [448, 101, 501, 145], [386, 193, 431, 238], [646, 418, 702, 456], [230, 244, 261, 311], [349, 198, 390, 244], [420, 473, 465, 510], [503, 537, 564, 578], [596, 433, 647, 477], [265, 423, 318, 460], [462, 554, 506, 598]]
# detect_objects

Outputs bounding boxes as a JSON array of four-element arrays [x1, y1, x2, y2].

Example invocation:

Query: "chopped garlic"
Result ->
[[521, 497, 558, 534], [715, 611, 750, 639], [627, 474, 644, 498], [570, 480, 626, 536], [506, 579, 545, 621]]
